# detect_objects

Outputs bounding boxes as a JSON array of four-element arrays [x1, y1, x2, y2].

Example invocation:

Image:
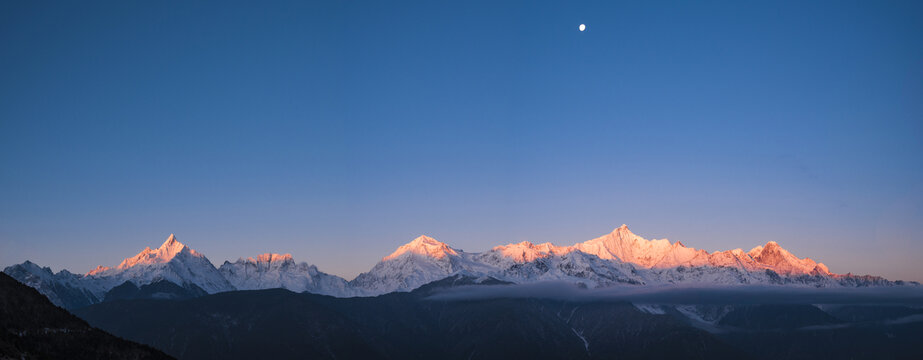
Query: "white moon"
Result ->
[[579, 24, 586, 31]]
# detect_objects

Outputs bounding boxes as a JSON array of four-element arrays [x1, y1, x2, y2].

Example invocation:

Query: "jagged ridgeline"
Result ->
[[4, 225, 915, 309]]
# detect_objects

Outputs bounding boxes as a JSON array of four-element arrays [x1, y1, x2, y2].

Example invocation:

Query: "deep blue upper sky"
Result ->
[[1, 1, 921, 281]]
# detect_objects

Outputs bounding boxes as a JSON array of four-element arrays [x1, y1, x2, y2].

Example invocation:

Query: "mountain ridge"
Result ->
[[4, 224, 916, 308], [218, 252, 355, 296]]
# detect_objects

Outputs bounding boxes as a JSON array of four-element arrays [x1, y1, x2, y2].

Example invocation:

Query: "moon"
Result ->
[[578, 24, 586, 32]]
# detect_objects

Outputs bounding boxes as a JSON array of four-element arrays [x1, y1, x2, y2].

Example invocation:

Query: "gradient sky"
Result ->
[[1, 1, 921, 282]]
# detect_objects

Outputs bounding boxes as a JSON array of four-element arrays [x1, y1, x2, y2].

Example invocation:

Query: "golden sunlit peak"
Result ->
[[115, 234, 195, 270], [411, 235, 438, 244], [250, 253, 294, 263], [606, 224, 637, 238], [161, 233, 179, 247], [86, 265, 110, 276], [383, 235, 458, 261]]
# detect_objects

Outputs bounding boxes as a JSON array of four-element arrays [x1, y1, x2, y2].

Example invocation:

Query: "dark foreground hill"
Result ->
[[75, 275, 745, 359], [715, 304, 923, 360], [71, 274, 923, 360], [0, 272, 172, 360]]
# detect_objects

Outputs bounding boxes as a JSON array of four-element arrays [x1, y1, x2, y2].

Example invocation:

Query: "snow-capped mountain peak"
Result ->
[[573, 224, 679, 267], [161, 233, 186, 252], [5, 225, 911, 309], [485, 225, 831, 278], [219, 253, 354, 296], [489, 241, 570, 263], [115, 233, 198, 270], [84, 234, 234, 295], [86, 265, 110, 276], [383, 235, 459, 261], [747, 240, 829, 276], [350, 235, 499, 294]]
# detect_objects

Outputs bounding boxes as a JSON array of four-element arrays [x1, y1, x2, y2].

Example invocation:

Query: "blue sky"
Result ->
[[1, 1, 921, 281]]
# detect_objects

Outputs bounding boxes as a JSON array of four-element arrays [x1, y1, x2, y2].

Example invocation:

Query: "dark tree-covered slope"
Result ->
[[0, 272, 172, 360], [75, 275, 745, 360]]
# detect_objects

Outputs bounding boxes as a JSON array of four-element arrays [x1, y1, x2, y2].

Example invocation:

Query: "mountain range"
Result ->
[[4, 224, 915, 309]]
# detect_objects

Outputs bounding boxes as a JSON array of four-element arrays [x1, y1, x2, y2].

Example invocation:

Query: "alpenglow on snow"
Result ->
[[4, 226, 915, 308]]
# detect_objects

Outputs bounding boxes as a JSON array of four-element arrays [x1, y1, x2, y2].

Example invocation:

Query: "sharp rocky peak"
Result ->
[[115, 234, 196, 270], [160, 233, 186, 253]]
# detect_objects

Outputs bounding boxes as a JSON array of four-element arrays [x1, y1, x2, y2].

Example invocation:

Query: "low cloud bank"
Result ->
[[426, 282, 923, 305]]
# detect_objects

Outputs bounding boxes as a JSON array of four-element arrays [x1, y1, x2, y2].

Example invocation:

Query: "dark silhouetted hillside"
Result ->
[[0, 272, 172, 360]]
